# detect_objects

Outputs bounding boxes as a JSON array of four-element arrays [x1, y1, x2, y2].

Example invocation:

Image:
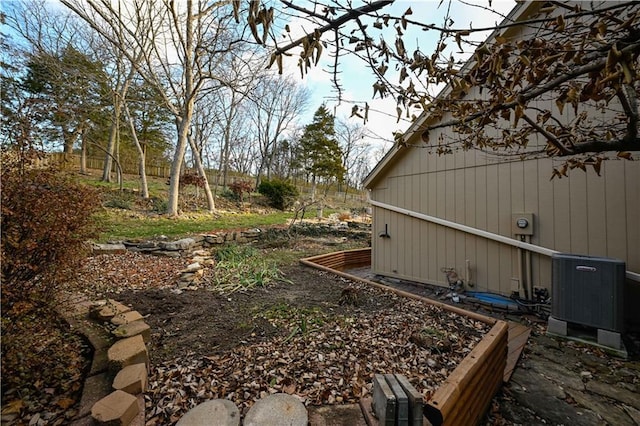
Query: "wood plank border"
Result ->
[[300, 248, 509, 426]]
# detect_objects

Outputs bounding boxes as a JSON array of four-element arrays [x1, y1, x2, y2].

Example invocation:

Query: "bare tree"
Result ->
[[248, 74, 310, 187], [258, 1, 640, 175], [207, 53, 263, 190], [122, 95, 149, 198], [227, 107, 259, 176], [335, 118, 370, 193], [61, 0, 247, 215]]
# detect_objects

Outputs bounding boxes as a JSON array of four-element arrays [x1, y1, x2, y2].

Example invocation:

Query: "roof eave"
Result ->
[[363, 1, 542, 190]]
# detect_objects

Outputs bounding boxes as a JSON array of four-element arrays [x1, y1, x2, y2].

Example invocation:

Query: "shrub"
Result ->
[[103, 192, 135, 210], [1, 166, 100, 311], [179, 172, 206, 189], [257, 178, 299, 210], [151, 196, 168, 213], [211, 244, 288, 293], [228, 180, 254, 202]]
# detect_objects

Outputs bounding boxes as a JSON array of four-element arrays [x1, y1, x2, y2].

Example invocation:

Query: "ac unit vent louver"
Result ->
[[552, 253, 626, 333]]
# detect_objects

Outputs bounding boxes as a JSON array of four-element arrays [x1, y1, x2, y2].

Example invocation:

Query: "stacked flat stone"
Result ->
[[87, 300, 150, 426]]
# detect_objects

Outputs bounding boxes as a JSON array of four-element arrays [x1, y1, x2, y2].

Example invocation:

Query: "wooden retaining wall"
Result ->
[[300, 248, 509, 426]]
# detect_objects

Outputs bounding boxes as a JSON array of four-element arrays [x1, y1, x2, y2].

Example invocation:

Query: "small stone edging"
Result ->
[[66, 298, 313, 426], [65, 298, 150, 426]]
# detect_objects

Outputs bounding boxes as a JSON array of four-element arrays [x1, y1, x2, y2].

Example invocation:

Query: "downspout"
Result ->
[[518, 246, 526, 299], [526, 235, 533, 300]]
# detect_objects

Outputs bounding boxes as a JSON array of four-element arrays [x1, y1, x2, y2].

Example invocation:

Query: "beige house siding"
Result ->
[[366, 1, 639, 295], [369, 154, 639, 295]]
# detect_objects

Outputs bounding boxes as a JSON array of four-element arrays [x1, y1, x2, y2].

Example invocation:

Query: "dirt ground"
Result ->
[[107, 264, 385, 364], [75, 224, 640, 425], [67, 225, 493, 424]]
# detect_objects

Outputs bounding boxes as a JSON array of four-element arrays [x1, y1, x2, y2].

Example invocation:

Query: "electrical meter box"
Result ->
[[552, 253, 626, 332], [512, 213, 534, 236]]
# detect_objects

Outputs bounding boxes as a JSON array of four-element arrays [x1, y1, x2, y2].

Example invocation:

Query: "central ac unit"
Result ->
[[551, 253, 626, 333]]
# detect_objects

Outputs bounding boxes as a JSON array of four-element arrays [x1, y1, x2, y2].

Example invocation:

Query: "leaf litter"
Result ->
[[68, 247, 491, 425], [141, 278, 490, 424]]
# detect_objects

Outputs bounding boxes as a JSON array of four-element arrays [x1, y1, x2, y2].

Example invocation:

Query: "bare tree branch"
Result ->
[[273, 1, 393, 55]]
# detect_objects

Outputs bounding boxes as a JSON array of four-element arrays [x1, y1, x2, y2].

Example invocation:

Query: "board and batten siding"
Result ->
[[370, 153, 639, 294], [367, 0, 639, 295]]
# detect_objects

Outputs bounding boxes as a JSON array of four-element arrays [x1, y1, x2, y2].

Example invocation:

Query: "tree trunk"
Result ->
[[62, 128, 75, 155], [166, 0, 198, 217], [138, 152, 149, 199], [124, 102, 149, 198], [221, 122, 232, 190], [188, 134, 215, 213], [80, 135, 87, 174], [311, 177, 317, 202], [167, 117, 190, 216], [102, 98, 121, 182]]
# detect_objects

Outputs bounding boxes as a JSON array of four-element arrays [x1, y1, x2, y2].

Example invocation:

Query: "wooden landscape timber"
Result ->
[[300, 248, 509, 426]]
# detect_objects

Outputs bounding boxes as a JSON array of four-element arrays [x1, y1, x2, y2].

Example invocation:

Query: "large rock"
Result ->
[[91, 390, 139, 425], [91, 300, 132, 322], [508, 367, 601, 425], [111, 311, 144, 326], [243, 394, 307, 426], [93, 243, 127, 255], [160, 238, 196, 251], [565, 388, 635, 426], [107, 335, 149, 371], [204, 235, 225, 245], [307, 404, 367, 426], [181, 262, 202, 273], [77, 373, 113, 419], [586, 380, 640, 410], [176, 400, 240, 426]]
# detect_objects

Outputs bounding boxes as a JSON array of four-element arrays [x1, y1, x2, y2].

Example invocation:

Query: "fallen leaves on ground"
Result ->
[[1, 310, 91, 425], [145, 282, 490, 425], [71, 251, 188, 297]]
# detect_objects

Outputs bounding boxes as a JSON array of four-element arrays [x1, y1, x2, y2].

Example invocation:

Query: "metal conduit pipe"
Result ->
[[369, 200, 640, 283]]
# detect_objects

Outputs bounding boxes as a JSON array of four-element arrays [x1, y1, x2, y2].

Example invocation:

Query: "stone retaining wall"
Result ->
[[92, 223, 371, 258], [93, 229, 263, 257]]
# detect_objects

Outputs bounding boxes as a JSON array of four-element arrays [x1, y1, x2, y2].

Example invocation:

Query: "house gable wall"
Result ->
[[367, 2, 639, 294]]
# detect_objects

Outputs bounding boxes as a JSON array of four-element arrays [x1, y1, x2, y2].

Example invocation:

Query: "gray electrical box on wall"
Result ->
[[512, 213, 534, 235], [552, 253, 626, 332]]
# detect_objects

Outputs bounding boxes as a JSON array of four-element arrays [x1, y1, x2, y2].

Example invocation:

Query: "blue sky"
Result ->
[[285, 0, 517, 156]]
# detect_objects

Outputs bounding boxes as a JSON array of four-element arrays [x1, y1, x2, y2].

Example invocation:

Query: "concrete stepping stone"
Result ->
[[111, 311, 144, 326], [176, 399, 240, 426], [113, 363, 148, 395], [112, 320, 151, 342], [108, 335, 149, 372], [91, 390, 139, 425], [243, 393, 307, 426]]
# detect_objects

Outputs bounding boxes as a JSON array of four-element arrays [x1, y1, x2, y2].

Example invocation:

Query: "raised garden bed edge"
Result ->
[[300, 247, 509, 426]]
